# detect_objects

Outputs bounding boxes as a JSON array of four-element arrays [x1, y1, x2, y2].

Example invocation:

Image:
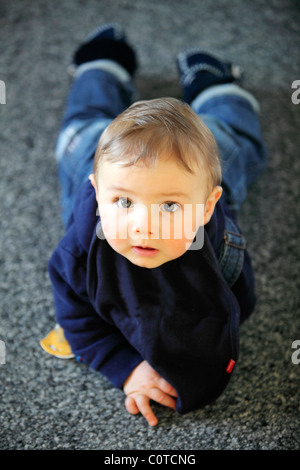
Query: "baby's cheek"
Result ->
[[100, 216, 129, 254], [165, 216, 199, 258], [165, 237, 189, 259], [103, 230, 129, 257], [100, 210, 120, 239], [100, 218, 113, 241], [106, 237, 127, 253]]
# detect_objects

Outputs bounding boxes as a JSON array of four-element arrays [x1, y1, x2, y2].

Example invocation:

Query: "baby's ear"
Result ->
[[89, 173, 96, 189], [203, 186, 223, 225], [89, 174, 99, 201]]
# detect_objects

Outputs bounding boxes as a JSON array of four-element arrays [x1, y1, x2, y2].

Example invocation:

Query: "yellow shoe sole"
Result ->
[[40, 325, 75, 359]]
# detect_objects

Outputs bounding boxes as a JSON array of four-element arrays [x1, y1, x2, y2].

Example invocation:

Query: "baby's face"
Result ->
[[92, 155, 221, 269]]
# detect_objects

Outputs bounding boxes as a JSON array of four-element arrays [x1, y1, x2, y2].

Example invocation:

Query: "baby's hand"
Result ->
[[123, 360, 177, 426]]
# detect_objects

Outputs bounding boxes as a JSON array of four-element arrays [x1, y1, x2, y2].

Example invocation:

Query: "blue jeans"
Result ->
[[55, 62, 267, 226]]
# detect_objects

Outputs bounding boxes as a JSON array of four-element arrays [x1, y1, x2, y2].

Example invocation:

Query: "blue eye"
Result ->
[[116, 197, 132, 209], [160, 202, 180, 213]]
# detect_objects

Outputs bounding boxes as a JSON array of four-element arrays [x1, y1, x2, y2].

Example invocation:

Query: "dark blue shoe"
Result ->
[[177, 48, 243, 103], [69, 23, 138, 77], [83, 22, 125, 43]]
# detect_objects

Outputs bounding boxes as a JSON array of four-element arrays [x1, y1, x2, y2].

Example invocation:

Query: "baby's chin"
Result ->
[[105, 242, 162, 268], [103, 235, 190, 268]]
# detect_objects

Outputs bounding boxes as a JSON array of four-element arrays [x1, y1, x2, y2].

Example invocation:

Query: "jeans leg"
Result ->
[[191, 84, 267, 212], [56, 64, 135, 226]]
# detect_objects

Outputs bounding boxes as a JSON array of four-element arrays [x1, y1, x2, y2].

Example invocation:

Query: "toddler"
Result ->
[[41, 24, 267, 426]]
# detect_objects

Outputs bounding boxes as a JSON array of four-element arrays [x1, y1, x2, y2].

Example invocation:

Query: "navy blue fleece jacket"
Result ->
[[48, 180, 256, 414]]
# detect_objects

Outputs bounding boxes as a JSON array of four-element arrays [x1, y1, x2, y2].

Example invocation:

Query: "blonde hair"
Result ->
[[93, 97, 221, 194]]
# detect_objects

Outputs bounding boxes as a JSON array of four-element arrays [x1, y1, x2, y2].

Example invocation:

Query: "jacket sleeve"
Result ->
[[48, 239, 143, 389]]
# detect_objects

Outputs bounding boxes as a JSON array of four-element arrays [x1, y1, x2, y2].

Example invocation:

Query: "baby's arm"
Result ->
[[123, 360, 177, 426], [48, 244, 143, 388]]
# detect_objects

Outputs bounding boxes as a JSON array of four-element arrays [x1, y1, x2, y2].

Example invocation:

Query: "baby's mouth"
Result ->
[[131, 245, 159, 257]]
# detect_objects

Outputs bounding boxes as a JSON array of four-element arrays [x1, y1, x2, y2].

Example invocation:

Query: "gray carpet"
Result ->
[[1, 0, 299, 451]]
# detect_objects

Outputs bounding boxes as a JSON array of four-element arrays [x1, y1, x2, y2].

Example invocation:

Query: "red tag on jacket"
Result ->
[[226, 358, 236, 373]]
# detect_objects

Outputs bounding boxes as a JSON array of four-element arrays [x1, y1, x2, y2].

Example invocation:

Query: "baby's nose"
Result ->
[[130, 204, 158, 238]]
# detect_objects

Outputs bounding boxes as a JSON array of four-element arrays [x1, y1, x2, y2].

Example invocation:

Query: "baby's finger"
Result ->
[[149, 387, 177, 410], [157, 377, 178, 397], [135, 395, 158, 427], [125, 396, 140, 415]]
